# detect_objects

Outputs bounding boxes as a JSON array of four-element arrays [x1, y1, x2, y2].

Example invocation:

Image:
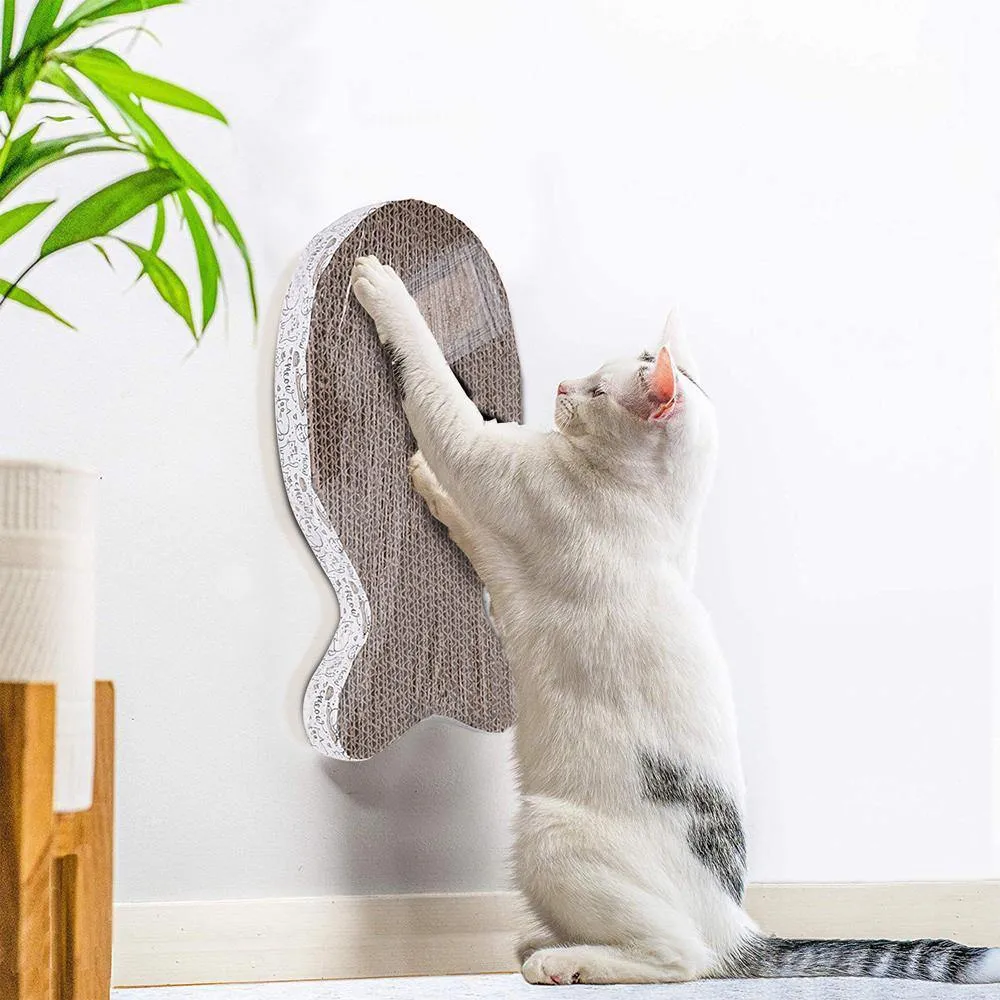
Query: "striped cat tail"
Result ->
[[725, 936, 1000, 983]]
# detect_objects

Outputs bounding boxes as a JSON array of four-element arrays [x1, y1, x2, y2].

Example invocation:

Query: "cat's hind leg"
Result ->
[[522, 944, 693, 986], [520, 869, 710, 984], [516, 930, 561, 966], [515, 796, 714, 983]]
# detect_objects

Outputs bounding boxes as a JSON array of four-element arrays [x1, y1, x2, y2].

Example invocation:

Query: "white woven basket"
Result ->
[[0, 460, 96, 812]]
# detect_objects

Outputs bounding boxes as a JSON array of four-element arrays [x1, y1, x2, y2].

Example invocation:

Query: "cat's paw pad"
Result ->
[[521, 949, 583, 986], [350, 255, 409, 329]]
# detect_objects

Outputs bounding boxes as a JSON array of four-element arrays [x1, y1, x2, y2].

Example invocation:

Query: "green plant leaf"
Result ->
[[40, 165, 181, 256], [3, 119, 43, 151], [90, 240, 113, 269], [150, 196, 165, 251], [116, 237, 194, 336], [0, 276, 75, 327], [177, 189, 218, 331], [80, 23, 161, 51], [0, 198, 54, 244], [1, 1, 15, 72], [100, 91, 257, 319], [0, 120, 41, 177], [20, 0, 64, 53], [130, 196, 165, 282], [65, 48, 227, 122], [2, 139, 129, 199], [38, 62, 114, 133], [57, 0, 180, 37], [0, 1, 250, 343], [1, 45, 45, 122], [0, 129, 131, 202]]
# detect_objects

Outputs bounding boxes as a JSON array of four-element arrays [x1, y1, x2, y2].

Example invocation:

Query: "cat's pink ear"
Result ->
[[648, 346, 676, 422]]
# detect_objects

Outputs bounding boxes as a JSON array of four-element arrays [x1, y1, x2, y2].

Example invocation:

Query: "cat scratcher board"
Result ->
[[276, 200, 522, 760]]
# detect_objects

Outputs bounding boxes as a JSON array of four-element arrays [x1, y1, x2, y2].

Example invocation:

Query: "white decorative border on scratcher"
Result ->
[[274, 204, 381, 759]]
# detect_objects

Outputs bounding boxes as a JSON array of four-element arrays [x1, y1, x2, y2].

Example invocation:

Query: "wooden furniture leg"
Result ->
[[1, 681, 115, 1000]]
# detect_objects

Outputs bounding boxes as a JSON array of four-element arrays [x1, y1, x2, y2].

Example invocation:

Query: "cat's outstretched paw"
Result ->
[[350, 255, 411, 338]]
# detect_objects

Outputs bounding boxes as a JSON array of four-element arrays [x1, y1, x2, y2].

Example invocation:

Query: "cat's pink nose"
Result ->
[[557, 383, 568, 395]]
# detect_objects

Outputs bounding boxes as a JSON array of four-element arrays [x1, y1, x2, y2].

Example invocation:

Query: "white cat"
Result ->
[[350, 255, 999, 986]]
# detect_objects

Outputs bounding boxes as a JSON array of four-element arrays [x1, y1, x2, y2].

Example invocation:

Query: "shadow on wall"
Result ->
[[320, 715, 515, 894]]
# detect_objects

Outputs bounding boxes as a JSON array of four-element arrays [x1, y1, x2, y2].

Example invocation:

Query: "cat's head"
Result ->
[[553, 312, 716, 473]]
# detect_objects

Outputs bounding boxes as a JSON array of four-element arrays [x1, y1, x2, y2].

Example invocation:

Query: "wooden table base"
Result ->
[[1, 682, 115, 1000]]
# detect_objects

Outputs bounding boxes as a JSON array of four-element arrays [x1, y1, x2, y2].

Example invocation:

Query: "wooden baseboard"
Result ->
[[112, 882, 1000, 987]]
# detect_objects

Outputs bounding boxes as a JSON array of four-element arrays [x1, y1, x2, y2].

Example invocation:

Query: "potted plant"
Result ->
[[0, 0, 257, 837], [0, 0, 256, 335]]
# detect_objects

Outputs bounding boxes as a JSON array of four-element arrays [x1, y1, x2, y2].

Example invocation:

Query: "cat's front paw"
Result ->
[[350, 256, 411, 339]]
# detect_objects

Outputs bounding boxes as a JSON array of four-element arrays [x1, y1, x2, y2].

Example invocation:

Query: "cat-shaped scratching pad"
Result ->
[[276, 200, 522, 759]]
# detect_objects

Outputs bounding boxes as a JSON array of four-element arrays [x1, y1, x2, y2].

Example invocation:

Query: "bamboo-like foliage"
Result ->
[[0, 0, 256, 337]]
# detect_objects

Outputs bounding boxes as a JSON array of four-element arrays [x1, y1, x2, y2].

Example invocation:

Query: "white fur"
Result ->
[[351, 257, 758, 984], [967, 949, 1000, 984]]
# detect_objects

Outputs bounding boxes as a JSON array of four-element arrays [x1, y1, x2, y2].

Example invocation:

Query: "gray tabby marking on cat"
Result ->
[[638, 750, 746, 902], [724, 935, 993, 984]]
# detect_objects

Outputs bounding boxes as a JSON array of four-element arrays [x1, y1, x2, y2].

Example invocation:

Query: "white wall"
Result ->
[[0, 0, 996, 903]]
